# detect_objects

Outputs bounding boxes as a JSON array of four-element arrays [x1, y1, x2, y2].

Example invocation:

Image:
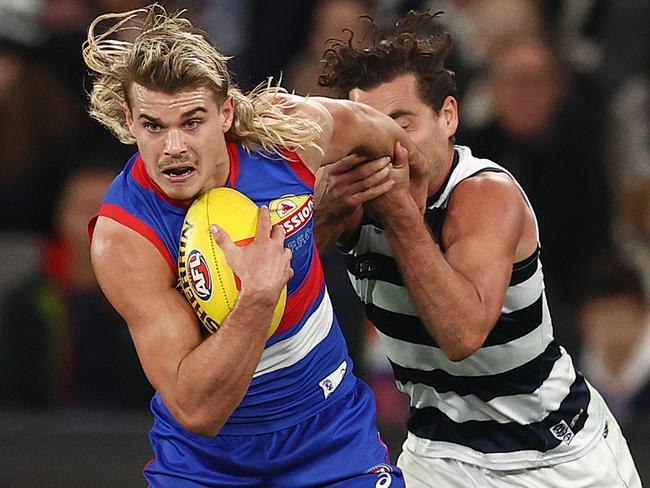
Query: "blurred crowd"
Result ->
[[0, 0, 648, 469]]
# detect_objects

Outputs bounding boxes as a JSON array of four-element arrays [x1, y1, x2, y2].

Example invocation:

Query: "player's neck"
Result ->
[[203, 145, 233, 193], [427, 147, 455, 198]]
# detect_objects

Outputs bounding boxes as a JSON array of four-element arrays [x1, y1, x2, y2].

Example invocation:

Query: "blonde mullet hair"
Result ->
[[83, 4, 321, 155]]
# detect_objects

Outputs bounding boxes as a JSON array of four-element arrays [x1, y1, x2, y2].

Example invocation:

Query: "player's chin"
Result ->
[[162, 182, 200, 202]]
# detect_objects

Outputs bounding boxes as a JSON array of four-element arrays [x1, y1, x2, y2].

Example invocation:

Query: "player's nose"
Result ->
[[164, 128, 187, 156]]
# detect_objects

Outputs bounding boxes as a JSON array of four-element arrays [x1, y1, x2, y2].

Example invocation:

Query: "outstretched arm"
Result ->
[[283, 95, 430, 212], [91, 207, 291, 436]]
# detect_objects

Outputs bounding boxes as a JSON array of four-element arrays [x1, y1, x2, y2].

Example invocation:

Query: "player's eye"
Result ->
[[143, 122, 161, 132], [184, 119, 201, 129], [394, 116, 411, 130]]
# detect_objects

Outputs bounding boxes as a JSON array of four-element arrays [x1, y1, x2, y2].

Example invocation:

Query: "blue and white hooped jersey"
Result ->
[[90, 142, 356, 435], [343, 145, 606, 470]]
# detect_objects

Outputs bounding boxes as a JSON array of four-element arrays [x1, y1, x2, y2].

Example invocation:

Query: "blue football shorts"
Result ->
[[144, 379, 404, 487]]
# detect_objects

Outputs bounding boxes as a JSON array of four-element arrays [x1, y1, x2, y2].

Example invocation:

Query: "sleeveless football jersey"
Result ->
[[343, 145, 605, 470], [90, 142, 356, 435]]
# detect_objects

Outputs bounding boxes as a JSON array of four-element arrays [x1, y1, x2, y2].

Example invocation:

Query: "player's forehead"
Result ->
[[349, 74, 422, 114], [128, 83, 219, 117]]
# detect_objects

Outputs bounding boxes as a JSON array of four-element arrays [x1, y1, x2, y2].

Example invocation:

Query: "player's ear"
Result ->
[[123, 102, 135, 136], [220, 96, 234, 133], [440, 96, 458, 139]]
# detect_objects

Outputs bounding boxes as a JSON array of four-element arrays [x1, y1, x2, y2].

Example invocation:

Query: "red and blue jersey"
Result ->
[[91, 142, 356, 435]]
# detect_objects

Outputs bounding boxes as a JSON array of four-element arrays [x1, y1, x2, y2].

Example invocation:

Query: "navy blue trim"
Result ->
[[368, 303, 437, 346], [483, 294, 543, 346], [427, 166, 506, 251], [390, 341, 561, 401], [366, 293, 543, 349], [424, 207, 447, 250], [510, 248, 540, 286], [407, 371, 591, 454], [344, 252, 402, 285]]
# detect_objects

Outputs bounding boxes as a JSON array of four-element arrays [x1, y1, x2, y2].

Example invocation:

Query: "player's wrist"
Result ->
[[237, 285, 283, 311], [380, 194, 421, 227], [374, 190, 417, 221]]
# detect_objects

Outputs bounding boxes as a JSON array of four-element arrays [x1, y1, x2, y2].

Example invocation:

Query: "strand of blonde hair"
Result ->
[[229, 79, 322, 157], [83, 5, 322, 154]]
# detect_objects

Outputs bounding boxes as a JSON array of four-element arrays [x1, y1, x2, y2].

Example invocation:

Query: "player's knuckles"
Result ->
[[271, 224, 286, 239], [339, 154, 364, 168]]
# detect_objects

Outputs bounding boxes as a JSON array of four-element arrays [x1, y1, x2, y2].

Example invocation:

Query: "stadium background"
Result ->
[[0, 0, 648, 486]]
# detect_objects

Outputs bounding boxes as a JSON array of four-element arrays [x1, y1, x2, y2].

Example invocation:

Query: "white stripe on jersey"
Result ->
[[375, 294, 553, 376], [254, 292, 333, 378], [352, 275, 417, 315], [350, 218, 543, 316], [354, 224, 393, 257], [502, 262, 544, 313], [351, 260, 543, 317], [400, 347, 575, 424]]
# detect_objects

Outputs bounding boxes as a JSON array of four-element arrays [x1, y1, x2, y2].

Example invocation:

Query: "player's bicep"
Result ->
[[443, 175, 527, 326], [91, 217, 202, 396]]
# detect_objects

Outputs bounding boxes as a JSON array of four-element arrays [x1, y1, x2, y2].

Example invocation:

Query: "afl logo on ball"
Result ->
[[187, 249, 212, 300]]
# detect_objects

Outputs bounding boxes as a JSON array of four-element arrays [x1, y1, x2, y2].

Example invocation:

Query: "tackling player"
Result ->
[[316, 9, 642, 487]]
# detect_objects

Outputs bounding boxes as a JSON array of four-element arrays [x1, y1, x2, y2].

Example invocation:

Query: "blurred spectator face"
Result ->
[[0, 51, 25, 102], [310, 0, 370, 55], [55, 168, 113, 258], [96, 0, 149, 11], [624, 178, 650, 243], [580, 295, 647, 349], [41, 0, 91, 32], [579, 294, 648, 370], [489, 38, 566, 140], [469, 0, 543, 61]]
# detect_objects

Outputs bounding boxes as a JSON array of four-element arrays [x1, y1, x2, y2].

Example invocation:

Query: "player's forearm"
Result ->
[[382, 200, 489, 361], [173, 292, 276, 436], [345, 102, 418, 161], [313, 212, 345, 250], [313, 204, 362, 252], [317, 98, 414, 163]]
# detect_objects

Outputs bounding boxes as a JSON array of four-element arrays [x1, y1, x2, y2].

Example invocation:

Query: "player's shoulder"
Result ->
[[91, 216, 151, 258], [455, 170, 521, 200], [91, 216, 175, 293], [447, 171, 529, 232]]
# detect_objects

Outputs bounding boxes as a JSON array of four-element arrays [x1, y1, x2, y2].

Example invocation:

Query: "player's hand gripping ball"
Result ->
[[178, 188, 287, 336]]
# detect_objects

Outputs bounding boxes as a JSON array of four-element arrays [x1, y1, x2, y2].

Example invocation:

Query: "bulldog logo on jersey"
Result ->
[[270, 195, 314, 237], [275, 199, 298, 217], [187, 249, 212, 301]]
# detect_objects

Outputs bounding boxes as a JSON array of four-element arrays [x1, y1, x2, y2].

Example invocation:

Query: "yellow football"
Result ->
[[178, 187, 287, 337]]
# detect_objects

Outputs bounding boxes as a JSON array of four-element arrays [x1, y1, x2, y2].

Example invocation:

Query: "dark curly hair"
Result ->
[[319, 10, 456, 113]]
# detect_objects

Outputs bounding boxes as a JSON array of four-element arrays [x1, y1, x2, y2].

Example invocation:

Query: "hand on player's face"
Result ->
[[314, 153, 395, 220], [363, 141, 426, 218], [210, 206, 293, 301]]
